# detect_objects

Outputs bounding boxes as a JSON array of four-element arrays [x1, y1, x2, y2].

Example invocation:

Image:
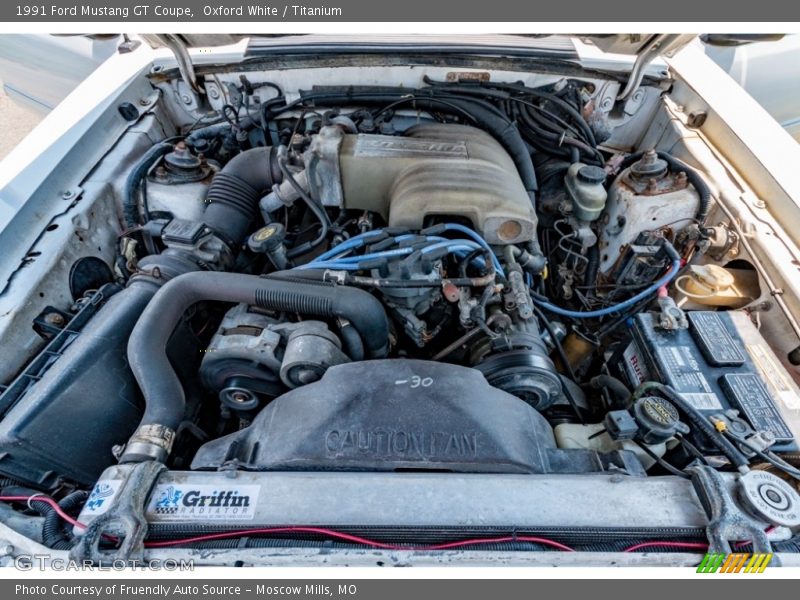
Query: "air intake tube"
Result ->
[[203, 146, 282, 246], [121, 272, 390, 463]]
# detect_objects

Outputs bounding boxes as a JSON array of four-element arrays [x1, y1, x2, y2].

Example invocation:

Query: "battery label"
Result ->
[[622, 342, 650, 385], [652, 344, 723, 410], [747, 343, 800, 411], [719, 373, 794, 442], [688, 312, 746, 367], [620, 311, 799, 451]]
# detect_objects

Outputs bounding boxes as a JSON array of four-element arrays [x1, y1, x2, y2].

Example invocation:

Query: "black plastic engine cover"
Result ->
[[192, 359, 644, 475]]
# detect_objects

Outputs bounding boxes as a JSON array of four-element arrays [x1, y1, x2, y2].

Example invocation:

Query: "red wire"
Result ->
[[623, 541, 708, 553], [425, 536, 575, 552], [146, 527, 400, 550], [622, 527, 777, 553], [146, 527, 575, 551], [0, 495, 768, 555], [1, 495, 574, 552], [0, 495, 85, 529]]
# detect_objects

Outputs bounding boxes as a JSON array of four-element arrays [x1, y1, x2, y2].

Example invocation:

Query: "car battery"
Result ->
[[615, 310, 800, 453]]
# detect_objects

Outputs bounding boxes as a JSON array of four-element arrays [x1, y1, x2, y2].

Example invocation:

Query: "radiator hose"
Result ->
[[122, 272, 390, 463]]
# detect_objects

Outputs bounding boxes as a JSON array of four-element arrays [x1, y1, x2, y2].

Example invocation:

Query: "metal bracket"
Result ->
[[70, 461, 165, 565], [153, 34, 203, 95], [689, 465, 774, 557], [617, 34, 695, 102], [117, 35, 142, 55]]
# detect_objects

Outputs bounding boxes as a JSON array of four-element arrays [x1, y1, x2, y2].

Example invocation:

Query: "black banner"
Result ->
[[3, 579, 797, 600], [1, 0, 799, 22]]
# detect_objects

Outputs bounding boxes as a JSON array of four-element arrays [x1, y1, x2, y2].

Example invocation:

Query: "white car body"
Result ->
[[1, 35, 799, 567]]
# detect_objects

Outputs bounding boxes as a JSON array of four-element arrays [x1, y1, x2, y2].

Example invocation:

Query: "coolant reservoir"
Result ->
[[554, 423, 667, 470], [675, 264, 760, 308], [565, 163, 607, 222], [599, 150, 700, 273]]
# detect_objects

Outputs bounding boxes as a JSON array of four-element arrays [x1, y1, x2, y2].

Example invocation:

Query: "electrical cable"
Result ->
[[5, 495, 781, 556], [533, 241, 682, 319], [632, 382, 751, 471], [277, 158, 331, 258], [722, 431, 800, 482], [0, 496, 83, 529], [623, 540, 709, 553], [421, 223, 505, 276], [633, 440, 690, 479], [0, 496, 573, 552], [145, 528, 575, 551]]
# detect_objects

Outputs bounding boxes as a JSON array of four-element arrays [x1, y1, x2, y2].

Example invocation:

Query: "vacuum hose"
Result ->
[[122, 272, 390, 463]]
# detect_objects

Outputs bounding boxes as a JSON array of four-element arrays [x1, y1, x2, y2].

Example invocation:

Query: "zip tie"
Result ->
[[26, 493, 47, 511]]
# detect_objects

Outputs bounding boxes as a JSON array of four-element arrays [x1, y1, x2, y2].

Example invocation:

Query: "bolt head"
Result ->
[[44, 312, 65, 326]]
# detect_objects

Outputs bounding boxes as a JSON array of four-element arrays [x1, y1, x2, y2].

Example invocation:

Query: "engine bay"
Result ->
[[1, 52, 800, 563]]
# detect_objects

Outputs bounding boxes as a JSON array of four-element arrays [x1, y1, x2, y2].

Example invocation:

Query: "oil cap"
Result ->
[[738, 470, 800, 527], [632, 396, 689, 445], [248, 223, 289, 270], [248, 223, 286, 254]]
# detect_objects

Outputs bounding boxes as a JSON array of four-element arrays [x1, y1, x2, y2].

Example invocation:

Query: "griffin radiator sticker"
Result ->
[[146, 484, 261, 521]]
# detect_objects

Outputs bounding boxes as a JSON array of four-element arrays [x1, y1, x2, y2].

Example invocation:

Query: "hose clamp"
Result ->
[[120, 424, 175, 463]]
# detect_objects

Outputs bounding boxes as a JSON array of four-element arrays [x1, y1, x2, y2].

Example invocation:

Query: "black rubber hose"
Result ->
[[589, 374, 630, 409], [631, 382, 750, 470], [0, 477, 25, 489], [584, 244, 599, 288], [123, 142, 173, 226], [421, 78, 597, 145], [479, 81, 597, 147], [4, 491, 74, 547], [204, 146, 281, 246], [124, 272, 390, 460], [185, 122, 232, 146], [277, 157, 331, 258], [256, 273, 364, 361], [338, 320, 365, 362], [619, 151, 712, 222], [42, 490, 88, 549]]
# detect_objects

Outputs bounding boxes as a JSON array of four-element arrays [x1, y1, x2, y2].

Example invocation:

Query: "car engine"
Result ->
[[1, 65, 799, 563]]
